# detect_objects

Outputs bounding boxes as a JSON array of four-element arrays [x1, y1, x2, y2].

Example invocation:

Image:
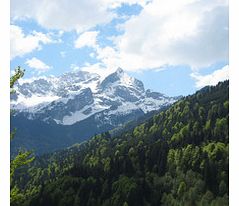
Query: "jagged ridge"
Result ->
[[11, 68, 179, 126]]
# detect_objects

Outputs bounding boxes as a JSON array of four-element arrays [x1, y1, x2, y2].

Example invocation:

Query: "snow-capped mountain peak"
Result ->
[[11, 68, 179, 125], [100, 68, 144, 92], [115, 67, 124, 74]]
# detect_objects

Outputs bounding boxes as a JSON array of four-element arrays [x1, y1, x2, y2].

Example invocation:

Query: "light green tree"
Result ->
[[10, 67, 35, 204]]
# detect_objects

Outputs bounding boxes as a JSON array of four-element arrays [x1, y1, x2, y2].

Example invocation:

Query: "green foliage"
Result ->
[[10, 66, 25, 94], [10, 67, 35, 205], [11, 81, 229, 206], [11, 150, 35, 182]]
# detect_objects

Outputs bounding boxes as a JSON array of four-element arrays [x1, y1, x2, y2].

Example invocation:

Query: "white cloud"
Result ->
[[77, 0, 228, 73], [111, 0, 228, 71], [81, 63, 114, 79], [101, 0, 150, 9], [11, 0, 112, 32], [60, 51, 66, 58], [95, 46, 120, 69], [10, 25, 53, 59], [89, 52, 95, 58], [74, 31, 121, 70], [75, 31, 99, 48], [70, 64, 80, 71], [191, 65, 229, 88], [12, 0, 228, 76], [25, 57, 51, 72], [11, 0, 150, 32]]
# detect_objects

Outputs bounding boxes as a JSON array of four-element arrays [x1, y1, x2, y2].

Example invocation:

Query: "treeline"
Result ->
[[11, 81, 229, 206]]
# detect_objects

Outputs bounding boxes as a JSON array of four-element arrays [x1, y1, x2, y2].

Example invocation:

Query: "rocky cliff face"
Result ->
[[11, 68, 180, 154], [11, 68, 178, 126]]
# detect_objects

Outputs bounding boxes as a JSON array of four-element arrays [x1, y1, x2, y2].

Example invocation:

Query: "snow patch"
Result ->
[[62, 103, 109, 125]]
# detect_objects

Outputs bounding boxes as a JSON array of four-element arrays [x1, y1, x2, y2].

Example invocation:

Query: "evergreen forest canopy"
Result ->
[[11, 80, 229, 206]]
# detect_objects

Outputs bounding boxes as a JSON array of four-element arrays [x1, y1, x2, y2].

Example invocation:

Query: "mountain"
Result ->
[[11, 68, 179, 154], [11, 68, 177, 125], [11, 81, 229, 206]]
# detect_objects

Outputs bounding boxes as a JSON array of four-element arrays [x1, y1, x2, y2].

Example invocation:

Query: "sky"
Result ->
[[10, 0, 229, 96]]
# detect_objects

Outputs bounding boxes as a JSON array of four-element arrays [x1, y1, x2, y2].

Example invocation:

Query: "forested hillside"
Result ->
[[11, 81, 229, 206]]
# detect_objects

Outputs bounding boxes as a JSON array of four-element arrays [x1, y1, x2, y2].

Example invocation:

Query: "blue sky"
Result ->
[[10, 0, 229, 96]]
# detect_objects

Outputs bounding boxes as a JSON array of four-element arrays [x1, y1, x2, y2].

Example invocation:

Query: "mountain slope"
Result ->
[[11, 68, 178, 125], [12, 81, 229, 206], [11, 68, 179, 155]]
